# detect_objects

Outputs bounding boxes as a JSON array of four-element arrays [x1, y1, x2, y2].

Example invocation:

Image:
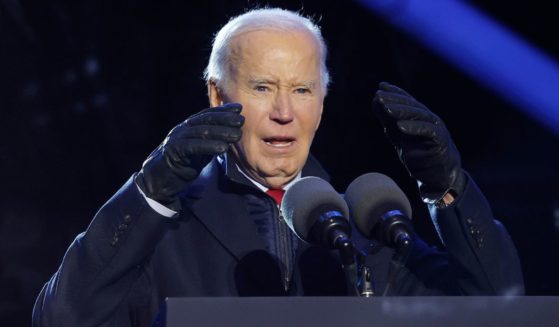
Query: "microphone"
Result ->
[[281, 176, 359, 295], [344, 173, 413, 252], [281, 176, 352, 253]]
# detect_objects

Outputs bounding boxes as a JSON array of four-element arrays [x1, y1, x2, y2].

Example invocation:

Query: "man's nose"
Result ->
[[270, 91, 294, 124]]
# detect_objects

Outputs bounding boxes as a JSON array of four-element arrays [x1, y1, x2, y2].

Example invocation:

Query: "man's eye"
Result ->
[[295, 88, 310, 94], [255, 85, 269, 92]]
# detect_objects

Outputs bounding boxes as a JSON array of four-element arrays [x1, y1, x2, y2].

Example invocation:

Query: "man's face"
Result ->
[[210, 29, 325, 189]]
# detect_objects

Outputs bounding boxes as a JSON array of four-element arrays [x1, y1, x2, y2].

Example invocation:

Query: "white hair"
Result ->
[[204, 8, 330, 94]]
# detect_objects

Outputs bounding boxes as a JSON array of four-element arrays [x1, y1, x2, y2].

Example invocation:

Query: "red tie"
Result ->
[[266, 188, 285, 205]]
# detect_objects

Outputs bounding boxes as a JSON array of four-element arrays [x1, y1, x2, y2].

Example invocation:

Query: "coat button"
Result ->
[[123, 215, 132, 223]]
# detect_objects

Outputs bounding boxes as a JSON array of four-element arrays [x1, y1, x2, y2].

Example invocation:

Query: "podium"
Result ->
[[160, 296, 559, 326]]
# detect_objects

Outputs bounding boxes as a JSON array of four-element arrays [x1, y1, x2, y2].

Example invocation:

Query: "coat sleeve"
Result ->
[[32, 175, 171, 327], [401, 171, 525, 295]]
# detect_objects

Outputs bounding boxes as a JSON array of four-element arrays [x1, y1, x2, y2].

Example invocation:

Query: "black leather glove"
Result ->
[[135, 103, 244, 211], [373, 82, 465, 203]]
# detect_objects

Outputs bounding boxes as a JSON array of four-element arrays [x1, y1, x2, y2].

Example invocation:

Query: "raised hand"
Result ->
[[373, 82, 465, 204], [135, 103, 244, 210]]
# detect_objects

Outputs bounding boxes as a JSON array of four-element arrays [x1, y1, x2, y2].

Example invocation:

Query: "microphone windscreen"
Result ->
[[281, 176, 349, 242], [344, 173, 412, 239]]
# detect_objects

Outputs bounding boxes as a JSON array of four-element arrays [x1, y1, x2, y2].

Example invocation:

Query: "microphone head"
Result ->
[[344, 173, 412, 239], [281, 176, 349, 242]]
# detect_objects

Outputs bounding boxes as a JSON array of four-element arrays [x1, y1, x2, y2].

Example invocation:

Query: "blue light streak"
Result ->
[[357, 0, 559, 135]]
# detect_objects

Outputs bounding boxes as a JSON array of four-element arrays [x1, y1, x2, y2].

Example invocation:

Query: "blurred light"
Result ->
[[357, 0, 559, 136], [84, 56, 99, 77]]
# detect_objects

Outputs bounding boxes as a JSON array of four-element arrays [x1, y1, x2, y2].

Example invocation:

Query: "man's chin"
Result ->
[[254, 166, 300, 188], [260, 175, 296, 189], [228, 148, 304, 188]]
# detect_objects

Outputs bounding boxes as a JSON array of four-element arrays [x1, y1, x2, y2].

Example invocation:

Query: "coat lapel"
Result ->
[[181, 159, 268, 260]]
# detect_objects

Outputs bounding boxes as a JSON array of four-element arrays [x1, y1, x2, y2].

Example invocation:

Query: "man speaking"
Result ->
[[33, 7, 524, 327]]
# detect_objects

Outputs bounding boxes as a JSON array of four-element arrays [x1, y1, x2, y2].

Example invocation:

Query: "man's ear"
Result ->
[[208, 80, 224, 107]]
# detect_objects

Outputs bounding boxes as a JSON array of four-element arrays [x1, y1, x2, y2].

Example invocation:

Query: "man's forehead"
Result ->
[[225, 28, 323, 92], [229, 28, 318, 54]]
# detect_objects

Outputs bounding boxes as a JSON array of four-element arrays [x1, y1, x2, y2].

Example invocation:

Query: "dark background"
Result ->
[[2, 0, 558, 325]]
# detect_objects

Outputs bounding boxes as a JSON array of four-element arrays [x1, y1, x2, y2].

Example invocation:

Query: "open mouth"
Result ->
[[263, 136, 296, 147]]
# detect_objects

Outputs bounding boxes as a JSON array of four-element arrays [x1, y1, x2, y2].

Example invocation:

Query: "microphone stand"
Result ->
[[339, 241, 376, 297], [382, 237, 413, 296], [336, 237, 360, 296], [357, 251, 375, 297], [308, 211, 387, 297], [371, 210, 414, 296], [311, 211, 362, 296]]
